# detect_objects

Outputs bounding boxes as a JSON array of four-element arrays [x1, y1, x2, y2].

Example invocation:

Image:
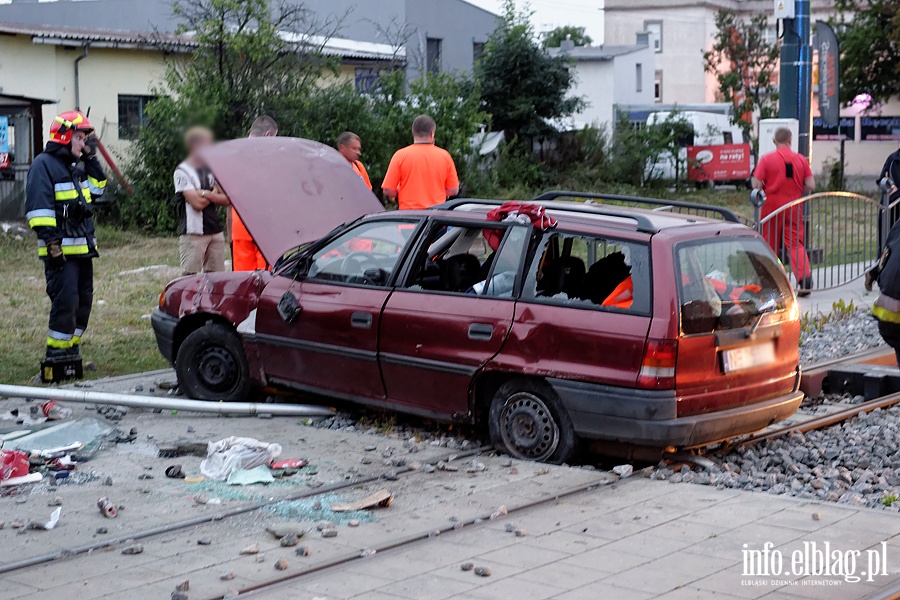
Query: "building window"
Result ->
[[117, 94, 155, 140], [654, 70, 663, 103], [645, 21, 662, 53], [354, 68, 381, 93], [426, 37, 442, 73], [473, 41, 485, 64], [636, 63, 643, 93], [761, 25, 778, 46]]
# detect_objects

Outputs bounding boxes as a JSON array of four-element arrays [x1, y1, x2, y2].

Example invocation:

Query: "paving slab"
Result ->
[[250, 479, 900, 600], [5, 370, 900, 600]]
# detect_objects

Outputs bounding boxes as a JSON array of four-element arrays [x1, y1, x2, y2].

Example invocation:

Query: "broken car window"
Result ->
[[404, 222, 522, 297], [521, 232, 651, 315], [306, 220, 415, 286]]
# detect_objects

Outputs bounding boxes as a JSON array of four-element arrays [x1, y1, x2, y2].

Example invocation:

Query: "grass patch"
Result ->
[[0, 225, 180, 384]]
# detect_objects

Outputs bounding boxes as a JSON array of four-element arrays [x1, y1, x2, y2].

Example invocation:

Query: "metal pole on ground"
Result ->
[[0, 384, 335, 418]]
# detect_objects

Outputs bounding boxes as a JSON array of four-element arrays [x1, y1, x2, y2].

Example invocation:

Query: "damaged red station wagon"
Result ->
[[152, 138, 803, 463]]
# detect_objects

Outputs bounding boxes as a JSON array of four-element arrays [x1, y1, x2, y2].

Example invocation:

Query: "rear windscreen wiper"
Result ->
[[745, 298, 778, 339]]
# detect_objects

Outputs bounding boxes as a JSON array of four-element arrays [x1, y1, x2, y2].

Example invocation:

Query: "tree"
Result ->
[[609, 112, 694, 187], [542, 25, 592, 48], [116, 0, 339, 232], [703, 10, 779, 144], [112, 0, 488, 232], [476, 0, 582, 141], [832, 0, 900, 106]]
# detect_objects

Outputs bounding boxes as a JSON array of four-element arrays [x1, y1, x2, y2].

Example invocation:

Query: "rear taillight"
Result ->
[[638, 338, 677, 389]]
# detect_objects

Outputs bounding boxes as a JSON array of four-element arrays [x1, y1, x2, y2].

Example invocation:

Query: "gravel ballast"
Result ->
[[652, 407, 900, 511], [800, 309, 882, 365]]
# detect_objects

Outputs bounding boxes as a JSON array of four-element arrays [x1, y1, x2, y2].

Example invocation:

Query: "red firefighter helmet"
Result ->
[[49, 111, 94, 145]]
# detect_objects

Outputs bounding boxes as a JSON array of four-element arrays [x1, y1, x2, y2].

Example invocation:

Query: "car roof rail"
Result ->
[[439, 198, 659, 233], [531, 190, 744, 224]]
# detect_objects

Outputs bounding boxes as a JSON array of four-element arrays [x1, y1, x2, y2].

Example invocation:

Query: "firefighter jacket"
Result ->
[[25, 142, 106, 259]]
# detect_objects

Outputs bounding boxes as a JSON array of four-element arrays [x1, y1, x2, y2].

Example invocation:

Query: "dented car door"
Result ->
[[254, 218, 418, 400], [378, 223, 528, 418]]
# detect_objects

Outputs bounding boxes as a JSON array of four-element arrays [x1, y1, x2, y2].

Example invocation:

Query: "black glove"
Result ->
[[82, 135, 99, 159], [47, 240, 66, 269]]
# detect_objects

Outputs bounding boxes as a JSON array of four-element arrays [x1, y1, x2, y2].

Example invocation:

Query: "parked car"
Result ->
[[152, 137, 803, 463]]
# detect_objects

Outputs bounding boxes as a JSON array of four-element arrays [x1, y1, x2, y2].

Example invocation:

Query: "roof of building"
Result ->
[[0, 21, 404, 61], [548, 44, 649, 62]]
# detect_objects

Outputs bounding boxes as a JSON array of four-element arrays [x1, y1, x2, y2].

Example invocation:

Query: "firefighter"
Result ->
[[873, 219, 900, 365], [25, 110, 106, 381]]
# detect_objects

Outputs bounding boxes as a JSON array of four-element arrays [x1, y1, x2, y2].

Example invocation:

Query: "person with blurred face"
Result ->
[[336, 131, 371, 190], [174, 126, 230, 275]]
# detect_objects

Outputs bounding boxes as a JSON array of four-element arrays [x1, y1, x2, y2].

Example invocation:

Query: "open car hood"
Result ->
[[201, 137, 384, 265]]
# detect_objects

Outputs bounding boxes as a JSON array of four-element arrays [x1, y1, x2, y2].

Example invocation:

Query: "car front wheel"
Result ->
[[175, 323, 252, 402], [488, 380, 577, 464]]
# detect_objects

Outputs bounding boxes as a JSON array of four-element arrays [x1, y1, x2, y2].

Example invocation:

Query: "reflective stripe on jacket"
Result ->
[[874, 294, 900, 324], [24, 144, 105, 259]]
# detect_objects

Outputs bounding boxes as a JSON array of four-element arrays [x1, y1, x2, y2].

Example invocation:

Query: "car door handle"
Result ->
[[468, 323, 493, 341], [351, 312, 373, 329]]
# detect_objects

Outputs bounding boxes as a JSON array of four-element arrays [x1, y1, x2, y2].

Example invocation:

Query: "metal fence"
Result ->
[[755, 191, 883, 291], [0, 165, 27, 221]]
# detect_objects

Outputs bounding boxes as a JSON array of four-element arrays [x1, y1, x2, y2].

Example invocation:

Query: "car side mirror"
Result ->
[[292, 256, 312, 278], [277, 290, 302, 323], [364, 268, 388, 286]]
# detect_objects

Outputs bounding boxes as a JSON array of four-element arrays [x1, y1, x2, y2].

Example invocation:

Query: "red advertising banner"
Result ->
[[0, 153, 8, 170], [687, 144, 752, 182]]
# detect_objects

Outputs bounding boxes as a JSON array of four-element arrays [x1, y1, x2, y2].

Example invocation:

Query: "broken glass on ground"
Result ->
[[227, 466, 275, 486], [10, 418, 114, 460]]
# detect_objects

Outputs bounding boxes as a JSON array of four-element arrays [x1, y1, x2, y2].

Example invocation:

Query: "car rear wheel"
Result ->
[[488, 380, 577, 464], [176, 323, 252, 402]]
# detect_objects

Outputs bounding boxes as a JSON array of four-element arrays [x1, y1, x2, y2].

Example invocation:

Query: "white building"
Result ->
[[550, 34, 655, 129], [603, 0, 900, 180], [464, 0, 605, 45]]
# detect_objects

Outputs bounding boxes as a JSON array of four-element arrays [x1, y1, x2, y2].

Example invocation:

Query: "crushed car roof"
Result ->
[[201, 137, 384, 264]]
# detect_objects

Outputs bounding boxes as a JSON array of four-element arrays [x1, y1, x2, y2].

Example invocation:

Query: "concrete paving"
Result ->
[[258, 479, 900, 600], [3, 373, 900, 600], [798, 268, 874, 316]]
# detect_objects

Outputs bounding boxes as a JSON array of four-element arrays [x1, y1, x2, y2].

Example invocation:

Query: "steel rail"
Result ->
[[204, 476, 618, 599], [729, 390, 900, 450], [0, 446, 491, 576], [707, 345, 898, 455]]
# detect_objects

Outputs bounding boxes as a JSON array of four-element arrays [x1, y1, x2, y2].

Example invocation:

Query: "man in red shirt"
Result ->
[[337, 131, 372, 190], [231, 116, 277, 271], [752, 127, 816, 296], [382, 115, 459, 210]]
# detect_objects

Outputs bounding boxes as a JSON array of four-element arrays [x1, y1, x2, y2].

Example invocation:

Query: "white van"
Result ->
[[645, 111, 749, 185]]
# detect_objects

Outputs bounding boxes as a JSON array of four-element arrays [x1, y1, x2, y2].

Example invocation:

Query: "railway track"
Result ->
[[5, 350, 900, 598], [0, 440, 620, 599], [709, 345, 900, 455]]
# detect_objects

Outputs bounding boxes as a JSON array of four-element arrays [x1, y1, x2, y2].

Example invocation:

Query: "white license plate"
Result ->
[[722, 342, 776, 373]]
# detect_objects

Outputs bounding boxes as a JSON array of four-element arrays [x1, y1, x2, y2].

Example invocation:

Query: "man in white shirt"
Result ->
[[174, 127, 230, 275]]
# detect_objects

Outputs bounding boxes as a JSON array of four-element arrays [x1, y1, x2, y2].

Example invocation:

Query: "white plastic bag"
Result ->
[[199, 436, 282, 481]]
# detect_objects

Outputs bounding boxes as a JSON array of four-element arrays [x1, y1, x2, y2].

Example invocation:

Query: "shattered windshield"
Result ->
[[677, 237, 794, 335]]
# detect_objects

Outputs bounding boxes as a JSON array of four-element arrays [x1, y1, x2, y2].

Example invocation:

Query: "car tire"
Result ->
[[175, 323, 252, 402], [488, 379, 577, 464]]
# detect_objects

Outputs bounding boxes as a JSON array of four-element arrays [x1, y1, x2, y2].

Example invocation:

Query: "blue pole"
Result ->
[[796, 0, 812, 160]]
